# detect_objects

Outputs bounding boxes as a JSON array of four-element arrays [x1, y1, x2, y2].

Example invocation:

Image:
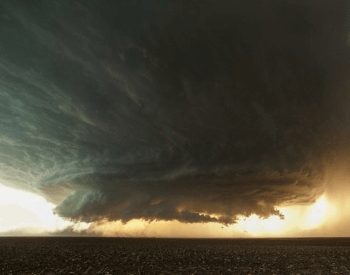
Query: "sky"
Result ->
[[0, 0, 350, 237]]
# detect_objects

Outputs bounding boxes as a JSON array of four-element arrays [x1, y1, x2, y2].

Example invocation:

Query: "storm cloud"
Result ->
[[0, 0, 349, 225]]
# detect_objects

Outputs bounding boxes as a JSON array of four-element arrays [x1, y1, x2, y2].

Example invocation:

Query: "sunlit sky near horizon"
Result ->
[[0, 0, 350, 238], [0, 182, 71, 235], [1, 180, 349, 237]]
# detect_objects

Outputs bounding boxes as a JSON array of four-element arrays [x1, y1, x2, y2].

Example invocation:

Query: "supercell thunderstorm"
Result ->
[[0, 0, 349, 225]]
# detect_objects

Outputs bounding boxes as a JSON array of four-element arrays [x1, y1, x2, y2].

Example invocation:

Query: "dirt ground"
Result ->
[[0, 237, 350, 274]]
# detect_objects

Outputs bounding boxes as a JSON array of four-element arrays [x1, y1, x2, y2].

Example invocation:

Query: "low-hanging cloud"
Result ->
[[0, 0, 349, 226]]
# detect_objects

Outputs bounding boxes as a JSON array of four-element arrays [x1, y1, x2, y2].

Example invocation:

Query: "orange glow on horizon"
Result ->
[[88, 194, 337, 238], [236, 214, 284, 235], [1, 177, 349, 238], [302, 195, 328, 230]]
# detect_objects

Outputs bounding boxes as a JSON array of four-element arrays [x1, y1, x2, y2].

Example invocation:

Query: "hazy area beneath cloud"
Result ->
[[0, 0, 349, 225]]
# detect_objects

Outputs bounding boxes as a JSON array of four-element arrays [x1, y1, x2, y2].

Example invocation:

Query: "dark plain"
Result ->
[[1, 237, 350, 274]]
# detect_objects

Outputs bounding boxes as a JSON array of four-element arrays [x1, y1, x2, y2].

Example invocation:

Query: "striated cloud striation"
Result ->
[[0, 0, 349, 225]]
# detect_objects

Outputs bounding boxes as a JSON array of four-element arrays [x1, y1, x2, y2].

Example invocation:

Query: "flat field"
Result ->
[[0, 237, 350, 274]]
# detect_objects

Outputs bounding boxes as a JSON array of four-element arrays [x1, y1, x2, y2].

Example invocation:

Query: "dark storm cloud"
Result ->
[[0, 0, 349, 224]]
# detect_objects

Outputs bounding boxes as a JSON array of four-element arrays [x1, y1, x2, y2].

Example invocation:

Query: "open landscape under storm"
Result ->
[[1, 1, 350, 273], [1, 237, 350, 274]]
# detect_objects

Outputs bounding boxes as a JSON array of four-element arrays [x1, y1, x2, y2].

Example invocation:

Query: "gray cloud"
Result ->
[[0, 0, 349, 225], [49, 226, 100, 237]]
